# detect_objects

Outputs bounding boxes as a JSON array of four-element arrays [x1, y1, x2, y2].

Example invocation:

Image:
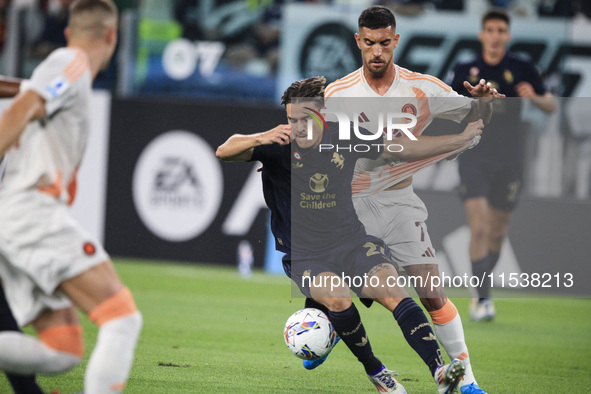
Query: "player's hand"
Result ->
[[515, 81, 536, 98], [260, 124, 291, 146], [463, 79, 505, 98], [447, 119, 483, 161], [463, 119, 484, 140]]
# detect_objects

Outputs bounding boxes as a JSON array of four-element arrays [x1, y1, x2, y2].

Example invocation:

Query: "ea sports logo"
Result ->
[[309, 173, 329, 193], [132, 131, 223, 242]]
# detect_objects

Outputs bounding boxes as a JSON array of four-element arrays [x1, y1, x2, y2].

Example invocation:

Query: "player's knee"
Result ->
[[38, 324, 84, 359], [415, 283, 446, 308], [419, 295, 446, 312], [366, 279, 409, 302], [470, 219, 490, 241], [489, 227, 507, 246], [88, 287, 139, 328], [37, 325, 83, 373], [374, 295, 408, 312], [324, 298, 352, 312]]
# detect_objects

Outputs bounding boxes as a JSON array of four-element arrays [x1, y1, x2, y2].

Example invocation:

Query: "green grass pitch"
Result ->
[[1, 258, 590, 393]]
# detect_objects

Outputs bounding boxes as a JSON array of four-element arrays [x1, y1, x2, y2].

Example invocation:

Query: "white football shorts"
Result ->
[[353, 185, 437, 270], [0, 192, 108, 326]]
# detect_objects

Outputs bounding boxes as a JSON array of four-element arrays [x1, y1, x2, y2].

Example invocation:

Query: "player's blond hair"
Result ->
[[68, 0, 118, 39]]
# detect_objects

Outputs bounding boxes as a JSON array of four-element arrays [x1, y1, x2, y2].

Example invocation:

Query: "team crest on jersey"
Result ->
[[504, 69, 514, 84], [402, 103, 417, 116], [331, 152, 344, 169], [309, 173, 329, 193], [468, 66, 480, 83], [294, 152, 301, 160]]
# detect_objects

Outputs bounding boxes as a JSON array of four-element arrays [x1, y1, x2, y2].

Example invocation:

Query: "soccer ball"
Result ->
[[283, 308, 338, 360]]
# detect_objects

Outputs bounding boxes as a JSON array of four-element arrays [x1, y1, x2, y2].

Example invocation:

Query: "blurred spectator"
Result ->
[[173, 0, 281, 77], [0, 0, 10, 52], [579, 0, 591, 18], [487, 0, 512, 8], [29, 0, 72, 59], [488, 0, 588, 18], [114, 0, 136, 12], [375, 0, 430, 16], [173, 0, 204, 41], [375, 0, 464, 15], [538, 0, 575, 17], [434, 0, 463, 10]]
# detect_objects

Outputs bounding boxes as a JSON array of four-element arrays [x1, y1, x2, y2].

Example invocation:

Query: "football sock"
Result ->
[[0, 288, 45, 394], [488, 251, 500, 272], [85, 312, 142, 394], [305, 297, 330, 317], [471, 255, 491, 300], [0, 331, 81, 374], [429, 300, 476, 386], [393, 297, 443, 376], [86, 287, 142, 394], [328, 304, 382, 374]]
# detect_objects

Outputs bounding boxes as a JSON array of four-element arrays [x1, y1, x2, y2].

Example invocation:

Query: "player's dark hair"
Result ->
[[358, 6, 396, 30], [482, 8, 510, 28], [281, 76, 326, 109]]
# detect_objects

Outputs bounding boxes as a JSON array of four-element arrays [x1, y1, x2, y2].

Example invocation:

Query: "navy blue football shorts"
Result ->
[[289, 235, 395, 299], [459, 159, 523, 212]]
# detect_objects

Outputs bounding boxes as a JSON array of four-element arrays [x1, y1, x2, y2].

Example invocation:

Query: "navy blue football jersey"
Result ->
[[449, 52, 548, 162], [290, 122, 381, 257], [250, 142, 291, 254], [450, 53, 547, 99]]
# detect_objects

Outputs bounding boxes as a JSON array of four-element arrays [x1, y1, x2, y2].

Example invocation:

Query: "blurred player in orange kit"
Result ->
[[0, 1, 142, 393], [0, 77, 46, 394]]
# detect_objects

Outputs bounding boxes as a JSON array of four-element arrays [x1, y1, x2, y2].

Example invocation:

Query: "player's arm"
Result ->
[[461, 79, 505, 125], [0, 77, 22, 98], [463, 79, 505, 98], [0, 90, 46, 156], [515, 82, 556, 113], [0, 77, 21, 98], [381, 120, 483, 161], [216, 124, 291, 162]]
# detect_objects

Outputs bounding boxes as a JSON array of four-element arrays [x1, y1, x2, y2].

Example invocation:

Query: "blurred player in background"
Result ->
[[448, 8, 555, 322], [0, 1, 142, 393], [0, 76, 45, 394], [218, 76, 484, 393], [324, 6, 501, 394]]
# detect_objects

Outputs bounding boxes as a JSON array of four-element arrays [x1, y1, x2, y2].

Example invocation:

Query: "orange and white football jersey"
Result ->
[[0, 47, 91, 205], [325, 65, 472, 197]]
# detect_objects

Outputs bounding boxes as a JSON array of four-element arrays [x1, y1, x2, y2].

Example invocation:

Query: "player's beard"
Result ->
[[366, 57, 389, 77]]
